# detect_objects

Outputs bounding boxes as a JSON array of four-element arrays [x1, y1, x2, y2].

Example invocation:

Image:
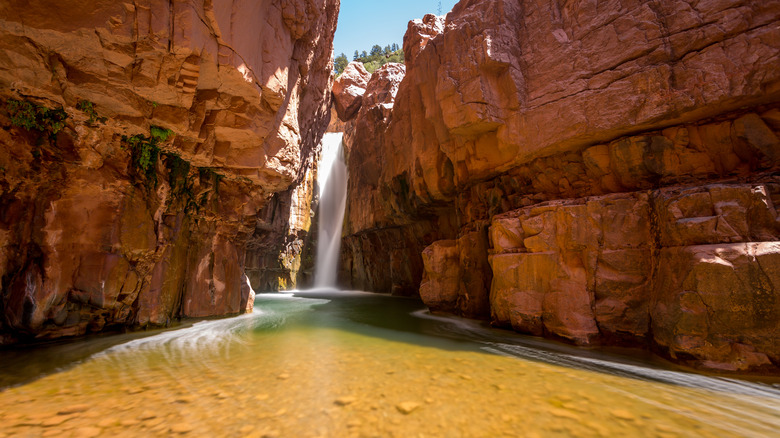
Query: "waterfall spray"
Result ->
[[314, 133, 347, 288]]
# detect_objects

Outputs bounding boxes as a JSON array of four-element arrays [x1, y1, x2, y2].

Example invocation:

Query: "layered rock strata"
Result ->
[[0, 0, 339, 343], [337, 1, 780, 371]]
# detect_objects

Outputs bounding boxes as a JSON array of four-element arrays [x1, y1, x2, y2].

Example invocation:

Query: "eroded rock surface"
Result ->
[[340, 0, 780, 371], [332, 62, 371, 121], [0, 0, 339, 343], [489, 184, 780, 369]]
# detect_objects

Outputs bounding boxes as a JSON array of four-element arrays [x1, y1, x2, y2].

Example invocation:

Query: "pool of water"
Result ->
[[1, 290, 779, 437]]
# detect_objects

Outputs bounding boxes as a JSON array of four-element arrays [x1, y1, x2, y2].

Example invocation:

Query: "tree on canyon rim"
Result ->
[[334, 52, 349, 74]]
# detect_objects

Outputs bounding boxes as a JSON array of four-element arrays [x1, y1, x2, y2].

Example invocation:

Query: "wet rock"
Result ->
[[610, 410, 637, 421], [41, 415, 70, 427], [420, 229, 492, 318], [419, 240, 459, 312]]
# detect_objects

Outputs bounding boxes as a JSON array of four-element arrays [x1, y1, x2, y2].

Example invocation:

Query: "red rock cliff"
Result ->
[[0, 0, 339, 343], [337, 0, 780, 372]]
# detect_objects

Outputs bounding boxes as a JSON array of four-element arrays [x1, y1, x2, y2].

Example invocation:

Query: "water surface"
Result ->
[[1, 290, 778, 437]]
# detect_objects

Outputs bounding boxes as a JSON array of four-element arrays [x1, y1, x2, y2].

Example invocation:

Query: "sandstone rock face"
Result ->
[[653, 243, 780, 371], [489, 184, 780, 364], [245, 161, 318, 292], [419, 240, 459, 311], [420, 229, 491, 319], [489, 193, 650, 344], [338, 62, 452, 296], [404, 14, 445, 67], [341, 0, 780, 371], [0, 0, 339, 343], [332, 62, 371, 121]]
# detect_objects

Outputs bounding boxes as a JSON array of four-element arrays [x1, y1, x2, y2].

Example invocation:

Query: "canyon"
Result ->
[[0, 0, 339, 343], [334, 0, 780, 372]]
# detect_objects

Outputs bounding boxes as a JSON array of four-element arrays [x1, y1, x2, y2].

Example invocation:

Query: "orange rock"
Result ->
[[652, 243, 780, 371], [420, 240, 459, 312], [0, 0, 338, 341], [489, 194, 651, 344], [486, 183, 780, 365], [403, 14, 444, 67], [337, 0, 780, 371], [332, 62, 371, 121]]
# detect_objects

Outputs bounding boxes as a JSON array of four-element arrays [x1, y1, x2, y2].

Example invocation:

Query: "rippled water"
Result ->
[[1, 290, 779, 437]]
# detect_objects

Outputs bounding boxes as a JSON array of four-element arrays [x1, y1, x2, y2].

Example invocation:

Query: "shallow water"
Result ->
[[1, 290, 779, 437]]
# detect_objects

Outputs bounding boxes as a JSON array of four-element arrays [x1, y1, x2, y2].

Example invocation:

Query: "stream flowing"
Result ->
[[1, 290, 779, 437]]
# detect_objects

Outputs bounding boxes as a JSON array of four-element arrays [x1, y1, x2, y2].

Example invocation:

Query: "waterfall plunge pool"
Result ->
[[1, 290, 779, 437]]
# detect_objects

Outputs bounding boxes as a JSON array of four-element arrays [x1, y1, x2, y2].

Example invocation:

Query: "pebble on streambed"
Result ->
[[395, 401, 421, 414], [334, 396, 357, 406]]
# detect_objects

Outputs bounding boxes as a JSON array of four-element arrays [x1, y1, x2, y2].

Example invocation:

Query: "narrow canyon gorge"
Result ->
[[1, 1, 780, 436], [1, 0, 779, 377]]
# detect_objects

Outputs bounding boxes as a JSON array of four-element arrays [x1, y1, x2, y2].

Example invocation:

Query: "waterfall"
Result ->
[[314, 132, 347, 288]]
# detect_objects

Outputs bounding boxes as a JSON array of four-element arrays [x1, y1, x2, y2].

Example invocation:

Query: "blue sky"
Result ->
[[333, 0, 460, 59]]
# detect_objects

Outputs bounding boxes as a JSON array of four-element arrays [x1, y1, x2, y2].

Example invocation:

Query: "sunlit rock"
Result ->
[[339, 0, 780, 371], [0, 0, 338, 342], [332, 62, 371, 121]]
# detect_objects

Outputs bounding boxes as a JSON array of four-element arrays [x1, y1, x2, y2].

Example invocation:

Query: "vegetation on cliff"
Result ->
[[6, 99, 67, 143]]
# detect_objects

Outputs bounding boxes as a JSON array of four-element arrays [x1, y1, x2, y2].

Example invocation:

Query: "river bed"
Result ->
[[1, 290, 779, 437]]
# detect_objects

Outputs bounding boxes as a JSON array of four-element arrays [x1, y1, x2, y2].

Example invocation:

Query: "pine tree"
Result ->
[[334, 53, 349, 74], [353, 50, 359, 61]]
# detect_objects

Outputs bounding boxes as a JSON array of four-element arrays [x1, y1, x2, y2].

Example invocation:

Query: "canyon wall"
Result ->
[[337, 0, 780, 372], [0, 0, 339, 343]]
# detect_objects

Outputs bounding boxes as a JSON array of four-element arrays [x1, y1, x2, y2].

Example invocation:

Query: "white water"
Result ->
[[314, 132, 347, 287]]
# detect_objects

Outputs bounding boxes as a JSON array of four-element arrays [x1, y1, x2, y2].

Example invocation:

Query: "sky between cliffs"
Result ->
[[332, 0, 459, 61]]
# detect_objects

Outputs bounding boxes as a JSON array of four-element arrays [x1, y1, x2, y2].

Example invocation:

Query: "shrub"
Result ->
[[121, 126, 174, 188], [6, 99, 67, 140], [76, 100, 107, 126]]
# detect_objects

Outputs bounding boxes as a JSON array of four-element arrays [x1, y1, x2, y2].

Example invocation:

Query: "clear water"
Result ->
[[1, 291, 779, 437], [314, 133, 347, 288]]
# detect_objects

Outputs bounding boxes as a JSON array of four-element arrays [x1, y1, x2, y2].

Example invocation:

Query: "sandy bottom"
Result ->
[[1, 293, 778, 437]]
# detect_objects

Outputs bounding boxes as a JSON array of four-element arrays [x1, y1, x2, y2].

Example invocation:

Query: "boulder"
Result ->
[[332, 62, 371, 121]]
